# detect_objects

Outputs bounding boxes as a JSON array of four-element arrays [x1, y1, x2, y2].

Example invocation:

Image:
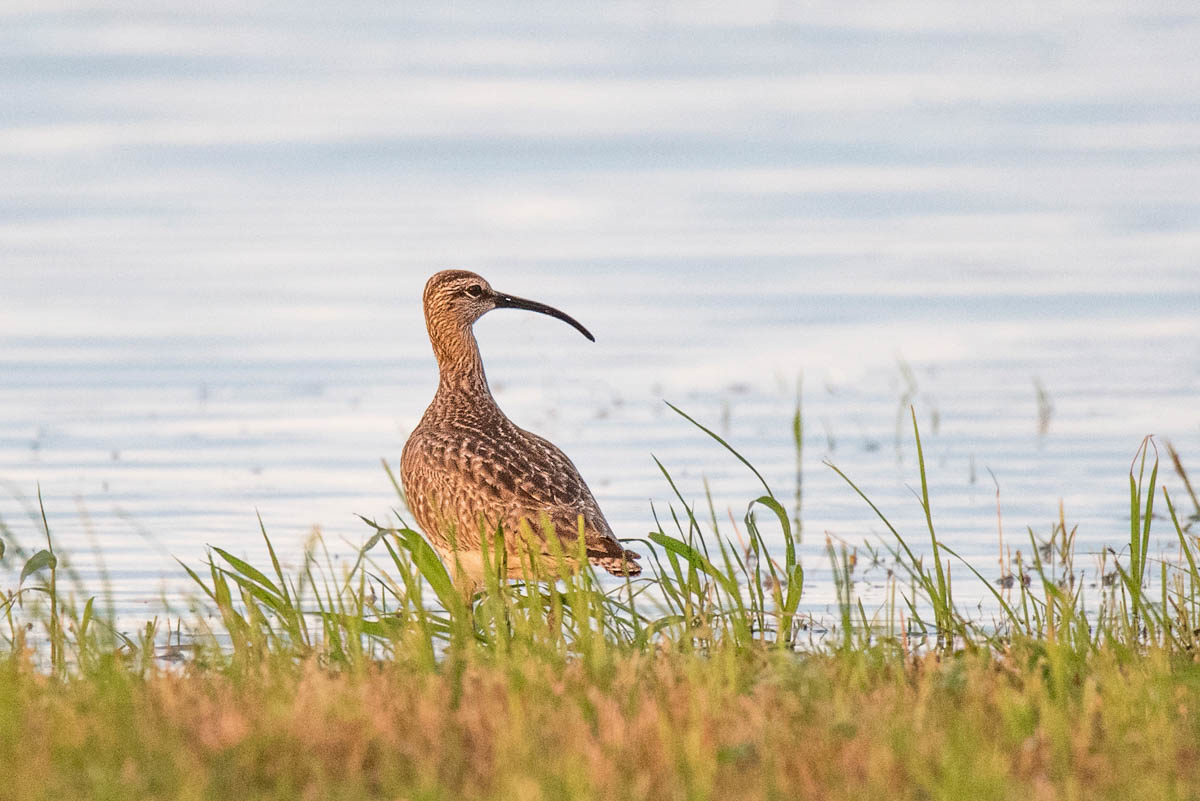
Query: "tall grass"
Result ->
[[4, 404, 1199, 671], [5, 406, 1200, 799]]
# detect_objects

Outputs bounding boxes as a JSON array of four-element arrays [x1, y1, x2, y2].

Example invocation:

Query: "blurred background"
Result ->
[[1, 1, 1198, 621]]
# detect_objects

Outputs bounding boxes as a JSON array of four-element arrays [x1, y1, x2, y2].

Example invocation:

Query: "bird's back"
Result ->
[[400, 398, 639, 577]]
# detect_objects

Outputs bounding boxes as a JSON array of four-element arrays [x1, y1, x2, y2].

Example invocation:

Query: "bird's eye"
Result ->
[[464, 284, 484, 298]]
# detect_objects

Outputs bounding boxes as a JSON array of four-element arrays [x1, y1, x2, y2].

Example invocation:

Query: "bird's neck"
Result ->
[[431, 323, 495, 402]]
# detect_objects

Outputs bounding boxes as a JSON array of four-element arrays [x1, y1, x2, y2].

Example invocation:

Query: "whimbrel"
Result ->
[[400, 270, 641, 590]]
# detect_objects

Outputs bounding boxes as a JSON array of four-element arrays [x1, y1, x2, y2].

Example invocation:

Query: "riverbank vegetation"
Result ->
[[3, 409, 1200, 800]]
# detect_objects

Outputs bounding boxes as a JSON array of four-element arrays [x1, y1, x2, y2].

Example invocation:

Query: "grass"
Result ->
[[3, 405, 1200, 800]]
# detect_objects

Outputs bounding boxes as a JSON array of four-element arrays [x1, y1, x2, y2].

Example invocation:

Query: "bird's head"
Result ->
[[422, 269, 594, 341]]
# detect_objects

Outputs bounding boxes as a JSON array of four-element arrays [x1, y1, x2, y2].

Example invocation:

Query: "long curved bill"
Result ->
[[493, 292, 595, 342]]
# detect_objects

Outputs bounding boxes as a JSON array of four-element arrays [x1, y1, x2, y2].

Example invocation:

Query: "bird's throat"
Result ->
[[433, 325, 493, 400]]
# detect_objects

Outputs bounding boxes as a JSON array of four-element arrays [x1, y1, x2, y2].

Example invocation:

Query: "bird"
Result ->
[[400, 269, 641, 593]]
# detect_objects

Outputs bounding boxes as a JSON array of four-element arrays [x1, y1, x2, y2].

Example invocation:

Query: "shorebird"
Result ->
[[400, 270, 641, 591]]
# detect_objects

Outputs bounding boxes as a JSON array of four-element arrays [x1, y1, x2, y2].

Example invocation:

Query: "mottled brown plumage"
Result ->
[[401, 270, 641, 590]]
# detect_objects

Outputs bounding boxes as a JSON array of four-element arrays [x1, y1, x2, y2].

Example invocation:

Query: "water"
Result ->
[[1, 2, 1198, 628]]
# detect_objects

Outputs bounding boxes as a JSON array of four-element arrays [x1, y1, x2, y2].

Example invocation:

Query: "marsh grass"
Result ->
[[3, 406, 1200, 799]]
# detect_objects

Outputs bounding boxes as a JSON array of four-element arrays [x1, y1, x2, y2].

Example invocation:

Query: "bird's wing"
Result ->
[[401, 426, 500, 551], [403, 421, 626, 561]]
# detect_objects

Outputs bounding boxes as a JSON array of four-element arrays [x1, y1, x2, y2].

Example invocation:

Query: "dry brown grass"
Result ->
[[4, 643, 1200, 801]]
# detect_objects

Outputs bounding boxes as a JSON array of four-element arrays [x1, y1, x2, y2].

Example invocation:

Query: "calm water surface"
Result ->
[[1, 2, 1198, 627]]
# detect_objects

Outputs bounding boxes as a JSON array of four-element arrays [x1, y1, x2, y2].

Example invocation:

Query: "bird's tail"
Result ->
[[591, 548, 642, 577]]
